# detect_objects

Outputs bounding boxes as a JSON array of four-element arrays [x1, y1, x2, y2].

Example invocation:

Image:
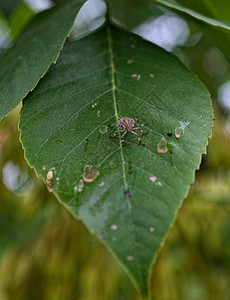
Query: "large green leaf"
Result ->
[[154, 0, 230, 31], [19, 26, 213, 298], [0, 0, 86, 122]]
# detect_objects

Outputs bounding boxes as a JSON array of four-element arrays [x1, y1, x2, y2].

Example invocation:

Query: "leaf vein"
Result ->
[[21, 83, 112, 128], [34, 89, 113, 156]]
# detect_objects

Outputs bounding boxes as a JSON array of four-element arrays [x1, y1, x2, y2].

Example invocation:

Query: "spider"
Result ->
[[110, 116, 148, 146]]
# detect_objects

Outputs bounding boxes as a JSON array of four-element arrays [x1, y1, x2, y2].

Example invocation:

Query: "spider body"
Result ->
[[110, 116, 147, 146], [116, 116, 136, 132]]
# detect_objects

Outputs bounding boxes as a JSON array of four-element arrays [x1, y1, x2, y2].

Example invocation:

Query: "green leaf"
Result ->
[[0, 0, 86, 122], [0, 0, 21, 18], [9, 1, 35, 38], [168, 0, 230, 23], [107, 0, 163, 31], [19, 26, 213, 298], [154, 0, 230, 31]]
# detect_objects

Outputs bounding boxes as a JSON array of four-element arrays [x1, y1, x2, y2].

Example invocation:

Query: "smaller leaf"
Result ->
[[9, 1, 34, 38], [154, 0, 230, 31], [0, 0, 86, 122], [0, 0, 21, 18]]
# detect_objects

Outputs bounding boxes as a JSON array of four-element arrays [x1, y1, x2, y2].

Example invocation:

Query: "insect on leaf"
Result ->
[[19, 26, 213, 298]]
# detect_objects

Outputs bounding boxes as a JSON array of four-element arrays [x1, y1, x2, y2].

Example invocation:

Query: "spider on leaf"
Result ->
[[110, 116, 148, 147]]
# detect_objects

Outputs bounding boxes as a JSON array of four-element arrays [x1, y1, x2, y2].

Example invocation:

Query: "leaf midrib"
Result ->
[[107, 25, 146, 289], [107, 26, 128, 190]]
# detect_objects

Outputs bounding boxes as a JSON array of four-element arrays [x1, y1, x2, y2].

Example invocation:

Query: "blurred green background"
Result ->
[[1, 0, 230, 299]]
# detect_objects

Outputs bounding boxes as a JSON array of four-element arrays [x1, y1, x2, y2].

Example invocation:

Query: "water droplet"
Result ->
[[127, 59, 133, 64], [150, 74, 154, 78], [168, 141, 177, 147], [56, 177, 60, 181], [78, 179, 84, 192], [157, 137, 168, 153], [175, 127, 182, 138], [99, 125, 107, 133], [46, 170, 54, 192], [83, 165, 99, 183], [179, 120, 190, 132], [150, 176, 157, 183], [42, 165, 46, 170], [155, 181, 162, 186], [74, 185, 78, 193], [204, 124, 206, 127], [149, 226, 155, 232], [92, 102, 97, 108], [97, 110, 100, 117], [110, 224, 118, 230], [46, 171, 53, 180], [124, 189, 132, 198], [99, 181, 105, 187], [126, 255, 134, 261]]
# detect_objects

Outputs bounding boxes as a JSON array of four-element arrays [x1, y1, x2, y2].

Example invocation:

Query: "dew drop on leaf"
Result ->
[[126, 255, 134, 261], [157, 137, 168, 153], [149, 226, 155, 232], [99, 125, 107, 133], [179, 120, 190, 132], [82, 165, 99, 183], [46, 170, 54, 192], [78, 179, 84, 192], [150, 175, 157, 183], [110, 224, 118, 230], [175, 127, 182, 138], [92, 102, 97, 108], [99, 181, 105, 187]]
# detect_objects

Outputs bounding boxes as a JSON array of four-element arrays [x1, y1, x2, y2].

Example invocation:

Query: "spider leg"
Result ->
[[110, 129, 125, 138], [131, 130, 145, 146], [120, 131, 127, 147], [133, 127, 148, 135], [110, 124, 120, 128]]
